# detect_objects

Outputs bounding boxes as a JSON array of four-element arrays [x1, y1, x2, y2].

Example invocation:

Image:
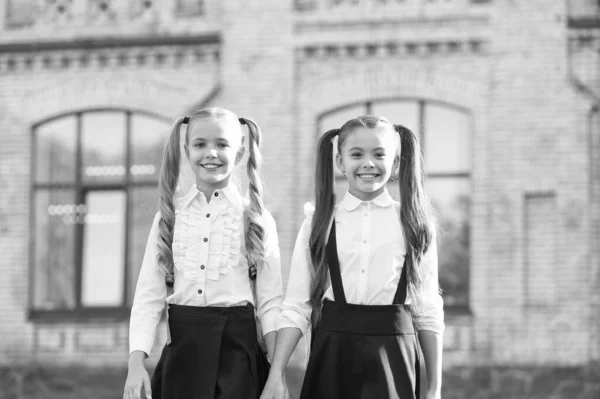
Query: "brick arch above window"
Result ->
[[8, 74, 220, 126], [300, 64, 485, 118]]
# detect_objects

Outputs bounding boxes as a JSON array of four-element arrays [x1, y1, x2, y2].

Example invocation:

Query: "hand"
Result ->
[[424, 389, 441, 399], [260, 373, 289, 399], [123, 361, 152, 399]]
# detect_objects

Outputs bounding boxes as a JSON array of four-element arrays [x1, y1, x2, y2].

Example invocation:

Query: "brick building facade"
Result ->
[[0, 0, 598, 370]]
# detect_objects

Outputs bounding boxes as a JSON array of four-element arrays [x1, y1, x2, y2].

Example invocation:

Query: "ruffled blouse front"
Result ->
[[173, 187, 244, 283]]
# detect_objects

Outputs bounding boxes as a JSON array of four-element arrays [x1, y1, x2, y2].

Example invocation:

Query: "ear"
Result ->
[[335, 151, 345, 175], [392, 153, 400, 174], [235, 145, 246, 165]]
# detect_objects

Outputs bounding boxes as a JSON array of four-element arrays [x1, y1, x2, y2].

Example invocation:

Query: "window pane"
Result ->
[[424, 105, 470, 174], [81, 191, 126, 307], [130, 114, 170, 182], [318, 104, 368, 134], [425, 177, 470, 307], [35, 116, 77, 183], [371, 101, 420, 135], [127, 187, 160, 306], [82, 112, 127, 183], [33, 189, 77, 309]]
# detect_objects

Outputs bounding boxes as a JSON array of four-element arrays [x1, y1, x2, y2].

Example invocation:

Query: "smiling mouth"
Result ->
[[201, 163, 222, 171], [356, 173, 380, 181]]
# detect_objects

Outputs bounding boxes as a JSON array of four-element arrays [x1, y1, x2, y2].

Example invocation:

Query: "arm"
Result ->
[[418, 330, 443, 397], [255, 210, 284, 360], [125, 213, 168, 399], [261, 211, 315, 398], [129, 212, 169, 358], [412, 236, 444, 397]]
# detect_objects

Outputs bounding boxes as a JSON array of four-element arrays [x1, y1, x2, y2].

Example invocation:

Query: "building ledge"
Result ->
[[0, 33, 220, 54]]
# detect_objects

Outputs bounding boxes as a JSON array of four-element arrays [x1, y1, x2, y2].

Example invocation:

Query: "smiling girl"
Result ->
[[261, 115, 444, 399], [123, 107, 283, 399]]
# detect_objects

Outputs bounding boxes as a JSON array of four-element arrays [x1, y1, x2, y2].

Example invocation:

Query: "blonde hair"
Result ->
[[156, 107, 266, 282]]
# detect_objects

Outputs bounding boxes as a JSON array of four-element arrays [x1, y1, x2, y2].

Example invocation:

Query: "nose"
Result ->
[[205, 148, 218, 158], [362, 158, 375, 168]]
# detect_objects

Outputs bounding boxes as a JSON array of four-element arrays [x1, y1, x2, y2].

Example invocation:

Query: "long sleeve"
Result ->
[[255, 209, 284, 334], [129, 212, 168, 356], [277, 204, 316, 336], [411, 234, 445, 334]]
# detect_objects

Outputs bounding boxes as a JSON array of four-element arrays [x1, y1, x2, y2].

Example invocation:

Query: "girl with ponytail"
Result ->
[[262, 116, 444, 399], [124, 107, 283, 399]]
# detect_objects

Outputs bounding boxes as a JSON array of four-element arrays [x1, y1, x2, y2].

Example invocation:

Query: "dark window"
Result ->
[[31, 110, 170, 318]]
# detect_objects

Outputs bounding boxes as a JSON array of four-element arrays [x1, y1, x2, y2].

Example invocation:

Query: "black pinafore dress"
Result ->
[[299, 220, 421, 399]]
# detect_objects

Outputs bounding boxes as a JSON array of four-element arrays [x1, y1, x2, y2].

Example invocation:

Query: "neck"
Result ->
[[196, 176, 231, 202], [348, 185, 386, 201]]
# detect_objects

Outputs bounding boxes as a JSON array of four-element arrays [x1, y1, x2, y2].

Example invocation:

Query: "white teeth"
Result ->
[[358, 174, 377, 180], [202, 164, 220, 170]]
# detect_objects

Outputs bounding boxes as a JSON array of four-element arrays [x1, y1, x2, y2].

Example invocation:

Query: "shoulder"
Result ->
[[151, 211, 161, 226], [303, 202, 315, 219], [262, 208, 277, 229]]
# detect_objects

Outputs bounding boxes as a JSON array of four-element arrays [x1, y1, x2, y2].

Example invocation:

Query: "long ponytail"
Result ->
[[394, 124, 435, 313], [240, 117, 265, 280], [308, 128, 340, 325], [156, 117, 186, 279]]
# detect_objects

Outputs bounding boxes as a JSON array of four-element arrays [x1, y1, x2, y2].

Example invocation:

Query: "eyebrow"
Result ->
[[189, 137, 230, 143], [347, 147, 386, 151]]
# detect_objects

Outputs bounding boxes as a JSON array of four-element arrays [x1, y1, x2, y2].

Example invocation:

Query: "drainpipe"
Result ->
[[565, 0, 600, 365]]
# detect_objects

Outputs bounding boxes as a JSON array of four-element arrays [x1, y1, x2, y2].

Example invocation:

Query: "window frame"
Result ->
[[317, 97, 472, 313], [28, 108, 171, 321]]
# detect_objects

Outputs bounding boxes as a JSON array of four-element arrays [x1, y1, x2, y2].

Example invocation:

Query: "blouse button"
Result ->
[[214, 192, 219, 197], [200, 265, 205, 270], [203, 238, 208, 242], [197, 289, 203, 294], [206, 213, 210, 218]]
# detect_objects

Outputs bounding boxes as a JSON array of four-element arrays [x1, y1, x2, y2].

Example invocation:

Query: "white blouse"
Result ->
[[129, 184, 283, 356], [278, 190, 445, 336]]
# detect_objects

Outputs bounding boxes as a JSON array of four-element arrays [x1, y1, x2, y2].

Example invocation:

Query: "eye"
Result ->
[[375, 152, 385, 159], [218, 143, 229, 149], [350, 152, 362, 158], [194, 142, 205, 148]]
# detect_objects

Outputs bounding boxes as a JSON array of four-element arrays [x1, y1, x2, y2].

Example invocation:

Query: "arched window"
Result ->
[[31, 110, 171, 318], [319, 99, 471, 309]]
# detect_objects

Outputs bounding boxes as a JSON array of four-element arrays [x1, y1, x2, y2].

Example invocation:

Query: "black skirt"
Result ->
[[299, 220, 420, 399], [151, 303, 269, 399], [300, 299, 420, 399]]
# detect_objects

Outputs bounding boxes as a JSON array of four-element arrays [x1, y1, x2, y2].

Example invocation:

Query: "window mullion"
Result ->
[[75, 113, 84, 308], [123, 111, 132, 308]]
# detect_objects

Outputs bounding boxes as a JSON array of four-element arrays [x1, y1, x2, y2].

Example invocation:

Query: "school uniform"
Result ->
[[129, 184, 283, 399], [278, 190, 444, 399]]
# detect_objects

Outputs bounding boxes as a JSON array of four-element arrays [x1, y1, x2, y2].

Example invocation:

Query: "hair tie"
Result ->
[[182, 116, 190, 124], [238, 117, 246, 125]]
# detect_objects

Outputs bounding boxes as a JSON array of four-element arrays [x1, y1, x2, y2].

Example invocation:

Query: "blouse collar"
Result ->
[[178, 183, 244, 212], [339, 189, 395, 211]]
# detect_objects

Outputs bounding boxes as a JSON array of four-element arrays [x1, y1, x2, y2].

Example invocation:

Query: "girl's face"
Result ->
[[336, 126, 399, 201], [184, 118, 245, 193]]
